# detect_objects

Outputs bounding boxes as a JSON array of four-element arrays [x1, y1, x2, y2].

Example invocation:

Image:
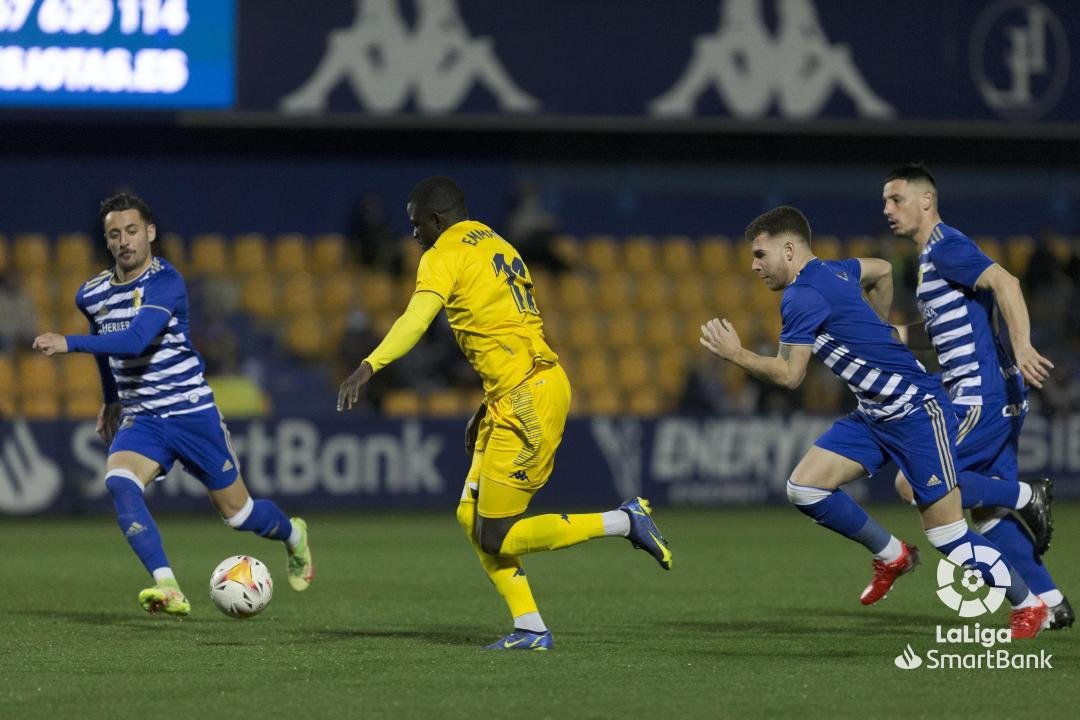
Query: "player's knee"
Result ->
[[477, 517, 512, 555], [105, 470, 143, 499], [785, 479, 831, 506], [894, 472, 915, 505]]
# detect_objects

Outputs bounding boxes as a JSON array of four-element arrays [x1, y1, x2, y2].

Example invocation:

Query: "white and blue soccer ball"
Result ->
[[210, 555, 273, 618]]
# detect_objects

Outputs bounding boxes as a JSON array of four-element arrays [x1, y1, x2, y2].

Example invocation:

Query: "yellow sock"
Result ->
[[456, 495, 538, 617], [499, 513, 605, 556]]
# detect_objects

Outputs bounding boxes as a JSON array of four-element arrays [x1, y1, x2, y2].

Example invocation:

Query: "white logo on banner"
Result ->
[[281, 0, 539, 114], [0, 421, 62, 513], [935, 543, 1011, 618], [590, 419, 643, 499], [650, 0, 894, 119], [970, 0, 1069, 121]]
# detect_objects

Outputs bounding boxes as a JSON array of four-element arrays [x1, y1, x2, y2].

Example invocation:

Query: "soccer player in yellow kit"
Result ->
[[338, 176, 672, 650]]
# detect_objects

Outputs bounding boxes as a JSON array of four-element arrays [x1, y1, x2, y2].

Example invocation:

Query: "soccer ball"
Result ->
[[209, 555, 273, 618]]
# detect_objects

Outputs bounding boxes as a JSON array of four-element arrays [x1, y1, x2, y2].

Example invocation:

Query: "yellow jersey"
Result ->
[[415, 220, 557, 398]]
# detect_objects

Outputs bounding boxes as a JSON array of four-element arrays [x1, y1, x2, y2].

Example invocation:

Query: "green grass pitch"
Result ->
[[2, 504, 1078, 719]]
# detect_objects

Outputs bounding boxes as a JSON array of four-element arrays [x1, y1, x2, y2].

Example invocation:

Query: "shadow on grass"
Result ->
[[665, 608, 950, 638], [12, 608, 189, 629], [282, 626, 484, 647]]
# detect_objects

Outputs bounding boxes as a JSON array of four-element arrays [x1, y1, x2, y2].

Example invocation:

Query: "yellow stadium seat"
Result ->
[[360, 271, 396, 314], [615, 350, 650, 389], [632, 273, 671, 310], [710, 272, 745, 309], [232, 233, 270, 275], [321, 271, 356, 314], [14, 233, 49, 273], [281, 272, 317, 317], [582, 235, 619, 273], [283, 315, 325, 359], [576, 352, 612, 392], [660, 235, 696, 274], [815, 235, 841, 260], [846, 235, 879, 258], [566, 314, 602, 349], [400, 236, 423, 274], [22, 274, 54, 316], [627, 387, 664, 416], [239, 276, 277, 320], [159, 233, 186, 272], [273, 233, 309, 273], [64, 391, 102, 419], [554, 273, 591, 312], [59, 355, 101, 398], [974, 236, 1003, 266], [673, 276, 708, 313], [59, 309, 91, 335], [56, 272, 85, 308], [20, 394, 61, 420], [383, 389, 422, 417], [1004, 235, 1034, 275], [426, 390, 465, 417], [699, 235, 732, 273], [17, 354, 59, 400], [313, 234, 348, 271], [529, 269, 553, 309], [588, 386, 622, 415], [551, 234, 581, 268], [373, 309, 398, 335], [0, 355, 13, 398], [1048, 234, 1071, 265], [189, 233, 229, 277], [594, 275, 632, 312], [56, 233, 95, 275], [642, 311, 680, 349], [605, 312, 640, 349], [623, 235, 657, 274], [541, 310, 564, 349], [0, 233, 9, 273], [656, 349, 689, 398]]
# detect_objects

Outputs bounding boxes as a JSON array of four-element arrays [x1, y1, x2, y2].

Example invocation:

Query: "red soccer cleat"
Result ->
[[1011, 600, 1051, 639], [860, 542, 920, 605]]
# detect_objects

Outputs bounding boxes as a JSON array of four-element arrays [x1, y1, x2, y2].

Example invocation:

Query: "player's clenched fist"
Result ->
[[32, 333, 69, 356]]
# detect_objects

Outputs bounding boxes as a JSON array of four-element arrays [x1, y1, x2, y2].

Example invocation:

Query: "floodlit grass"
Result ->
[[2, 505, 1078, 719]]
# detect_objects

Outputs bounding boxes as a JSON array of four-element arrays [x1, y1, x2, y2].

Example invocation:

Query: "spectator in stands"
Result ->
[[1023, 230, 1070, 346], [503, 182, 568, 274], [348, 192, 403, 274], [0, 272, 38, 353]]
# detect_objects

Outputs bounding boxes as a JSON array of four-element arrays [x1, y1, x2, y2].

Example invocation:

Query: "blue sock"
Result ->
[[226, 498, 293, 542], [958, 471, 1021, 509], [105, 471, 170, 577], [786, 481, 892, 553], [926, 520, 1032, 606], [981, 514, 1056, 596]]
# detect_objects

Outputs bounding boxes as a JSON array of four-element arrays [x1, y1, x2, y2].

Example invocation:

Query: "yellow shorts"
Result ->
[[469, 363, 571, 519]]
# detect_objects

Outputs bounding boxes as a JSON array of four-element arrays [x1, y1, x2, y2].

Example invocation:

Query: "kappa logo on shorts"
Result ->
[[221, 459, 234, 472], [509, 470, 529, 481], [927, 474, 942, 487]]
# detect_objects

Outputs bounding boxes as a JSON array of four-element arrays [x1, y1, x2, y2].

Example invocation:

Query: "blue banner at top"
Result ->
[[238, 0, 1080, 124]]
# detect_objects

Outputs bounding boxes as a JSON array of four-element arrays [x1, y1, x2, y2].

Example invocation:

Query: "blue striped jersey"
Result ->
[[916, 223, 1015, 406], [76, 257, 215, 417], [780, 258, 943, 421]]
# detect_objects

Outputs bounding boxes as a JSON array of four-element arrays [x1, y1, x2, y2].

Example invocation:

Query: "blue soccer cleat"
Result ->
[[620, 496, 672, 570], [483, 629, 554, 651]]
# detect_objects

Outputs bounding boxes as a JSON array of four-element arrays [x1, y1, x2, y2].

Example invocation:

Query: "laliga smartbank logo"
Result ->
[[936, 542, 1010, 617], [893, 544, 1053, 671]]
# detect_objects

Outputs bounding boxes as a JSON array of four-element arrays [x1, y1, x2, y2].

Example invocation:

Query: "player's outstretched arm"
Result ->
[[337, 291, 444, 411], [857, 257, 893, 322], [700, 318, 811, 389], [975, 264, 1053, 388]]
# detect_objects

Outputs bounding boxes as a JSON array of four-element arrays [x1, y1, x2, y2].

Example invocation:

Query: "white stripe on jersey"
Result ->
[[943, 361, 980, 383], [927, 306, 968, 328], [938, 343, 976, 364], [112, 348, 184, 371], [925, 289, 964, 310]]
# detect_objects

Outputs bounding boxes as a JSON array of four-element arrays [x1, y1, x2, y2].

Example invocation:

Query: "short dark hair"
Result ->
[[99, 193, 154, 226], [744, 205, 811, 246], [408, 176, 467, 216], [885, 163, 936, 189]]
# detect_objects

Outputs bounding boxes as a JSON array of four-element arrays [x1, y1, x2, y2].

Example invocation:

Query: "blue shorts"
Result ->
[[816, 396, 959, 505], [110, 406, 241, 490], [954, 396, 1027, 480]]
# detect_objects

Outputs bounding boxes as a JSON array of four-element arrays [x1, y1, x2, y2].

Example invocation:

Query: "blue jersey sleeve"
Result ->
[[837, 258, 862, 282], [140, 267, 186, 316], [66, 309, 171, 358], [779, 285, 830, 345], [929, 235, 994, 290]]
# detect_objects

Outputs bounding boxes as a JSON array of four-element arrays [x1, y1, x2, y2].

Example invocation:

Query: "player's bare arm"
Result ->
[[699, 317, 811, 389], [974, 263, 1053, 388], [464, 402, 487, 454], [97, 401, 122, 443], [857, 257, 893, 322]]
